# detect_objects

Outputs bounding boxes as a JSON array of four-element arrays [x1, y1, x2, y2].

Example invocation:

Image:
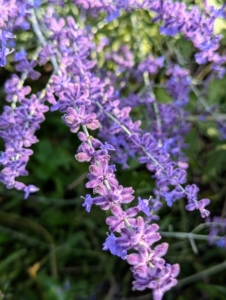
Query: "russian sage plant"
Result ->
[[1, 0, 226, 299]]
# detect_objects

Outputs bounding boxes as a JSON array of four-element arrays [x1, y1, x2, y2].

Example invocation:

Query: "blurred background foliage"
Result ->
[[0, 0, 226, 299]]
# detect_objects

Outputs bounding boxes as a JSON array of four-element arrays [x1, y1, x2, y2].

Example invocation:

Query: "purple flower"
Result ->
[[185, 184, 199, 201], [105, 9, 120, 22], [186, 198, 210, 218], [93, 185, 134, 210], [132, 262, 180, 298], [24, 185, 39, 200], [138, 55, 164, 74], [207, 216, 226, 247], [86, 159, 118, 191], [39, 45, 56, 65], [14, 48, 27, 62], [166, 65, 191, 107], [103, 232, 127, 259], [138, 197, 150, 217], [15, 59, 41, 80], [62, 106, 99, 133], [81, 194, 93, 212], [164, 188, 186, 207], [0, 30, 15, 67], [76, 141, 110, 163], [100, 142, 115, 151], [216, 238, 226, 248], [127, 243, 169, 271], [117, 216, 161, 250], [106, 204, 139, 232]]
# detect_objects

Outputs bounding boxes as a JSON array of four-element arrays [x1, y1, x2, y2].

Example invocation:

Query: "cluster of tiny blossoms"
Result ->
[[35, 10, 178, 298], [0, 0, 226, 298]]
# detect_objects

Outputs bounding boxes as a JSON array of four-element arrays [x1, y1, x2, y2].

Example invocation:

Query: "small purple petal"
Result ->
[[81, 194, 93, 212]]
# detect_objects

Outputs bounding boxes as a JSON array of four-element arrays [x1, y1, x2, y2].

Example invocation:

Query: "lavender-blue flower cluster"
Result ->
[[1, 0, 226, 298]]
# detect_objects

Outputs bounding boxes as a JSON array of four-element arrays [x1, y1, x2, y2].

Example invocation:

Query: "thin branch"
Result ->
[[191, 222, 222, 234], [30, 9, 58, 73], [67, 172, 88, 190], [160, 231, 221, 241], [177, 260, 226, 287]]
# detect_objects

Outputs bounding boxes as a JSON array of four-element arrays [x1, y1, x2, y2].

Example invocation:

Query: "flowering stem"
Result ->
[[11, 45, 41, 110], [30, 9, 113, 194], [29, 9, 58, 73], [153, 101, 163, 147], [143, 72, 163, 147], [123, 217, 134, 233], [95, 100, 189, 196], [96, 103, 132, 136], [172, 45, 225, 129]]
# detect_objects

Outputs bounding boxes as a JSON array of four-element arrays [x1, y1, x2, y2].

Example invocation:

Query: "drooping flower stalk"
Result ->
[[29, 8, 180, 298], [0, 8, 60, 198]]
